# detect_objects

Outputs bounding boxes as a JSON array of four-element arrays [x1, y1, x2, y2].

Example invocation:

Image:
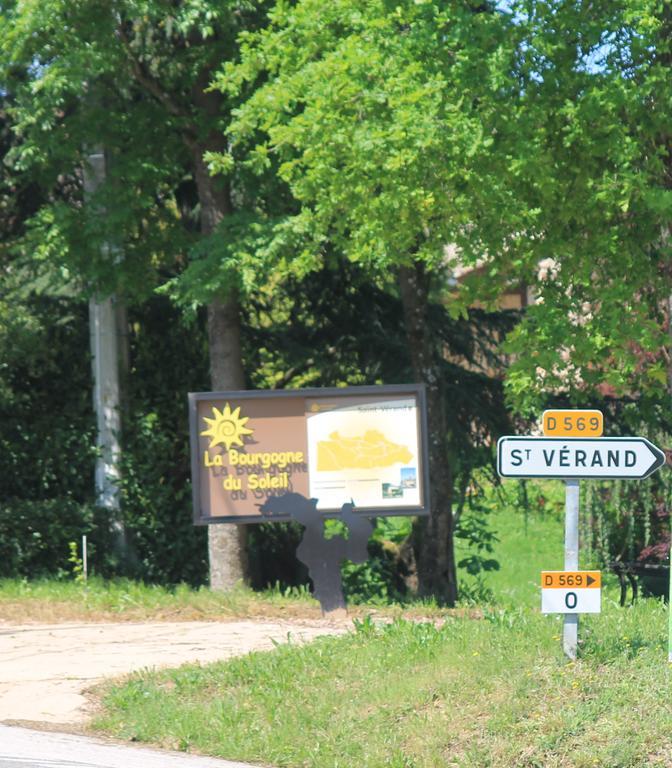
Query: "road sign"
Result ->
[[497, 437, 665, 480], [542, 571, 601, 589], [542, 409, 603, 437], [541, 570, 601, 614]]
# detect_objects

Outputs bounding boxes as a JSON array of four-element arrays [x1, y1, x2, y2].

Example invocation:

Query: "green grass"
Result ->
[[0, 577, 453, 624], [457, 480, 624, 608], [457, 482, 566, 606], [94, 601, 672, 767], [92, 482, 672, 767], [0, 577, 321, 623]]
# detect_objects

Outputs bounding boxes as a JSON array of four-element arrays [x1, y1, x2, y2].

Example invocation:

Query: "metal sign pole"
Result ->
[[563, 480, 580, 660]]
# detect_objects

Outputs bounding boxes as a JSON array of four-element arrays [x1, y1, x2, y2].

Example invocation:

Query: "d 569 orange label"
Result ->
[[541, 571, 601, 589], [542, 410, 603, 438]]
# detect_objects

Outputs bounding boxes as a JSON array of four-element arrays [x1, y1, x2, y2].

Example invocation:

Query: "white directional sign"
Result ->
[[497, 437, 665, 480]]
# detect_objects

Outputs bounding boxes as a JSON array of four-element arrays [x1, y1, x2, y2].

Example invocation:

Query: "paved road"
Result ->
[[0, 725, 263, 768]]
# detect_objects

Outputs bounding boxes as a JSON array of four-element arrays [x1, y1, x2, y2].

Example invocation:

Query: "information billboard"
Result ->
[[189, 384, 430, 524]]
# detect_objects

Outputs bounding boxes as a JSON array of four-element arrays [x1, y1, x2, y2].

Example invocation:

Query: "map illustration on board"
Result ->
[[317, 430, 413, 471], [306, 396, 422, 510]]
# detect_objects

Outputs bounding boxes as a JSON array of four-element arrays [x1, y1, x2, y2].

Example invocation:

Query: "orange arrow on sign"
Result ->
[[541, 571, 601, 589]]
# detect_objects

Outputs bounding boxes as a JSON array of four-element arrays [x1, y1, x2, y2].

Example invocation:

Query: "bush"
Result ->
[[0, 497, 116, 578]]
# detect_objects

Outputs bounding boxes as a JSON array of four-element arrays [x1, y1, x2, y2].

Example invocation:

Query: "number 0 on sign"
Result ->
[[541, 571, 601, 614]]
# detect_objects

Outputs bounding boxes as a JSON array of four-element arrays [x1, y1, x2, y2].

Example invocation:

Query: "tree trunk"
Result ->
[[83, 146, 129, 567], [206, 293, 248, 589], [399, 263, 458, 605], [190, 132, 248, 590], [120, 42, 250, 587]]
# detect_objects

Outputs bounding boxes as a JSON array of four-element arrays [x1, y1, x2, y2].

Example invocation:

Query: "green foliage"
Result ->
[[214, 0, 672, 423], [161, 209, 304, 310], [67, 540, 86, 583], [0, 290, 210, 584], [247, 522, 307, 591], [220, 0, 522, 287], [0, 498, 112, 579], [341, 556, 399, 605], [0, 0, 282, 306], [342, 521, 415, 604], [118, 297, 210, 585], [243, 258, 411, 390], [583, 470, 672, 568], [0, 294, 95, 502], [455, 487, 501, 577], [501, 0, 672, 415]]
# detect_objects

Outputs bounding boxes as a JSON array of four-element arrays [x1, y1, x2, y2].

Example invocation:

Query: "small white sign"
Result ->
[[541, 588, 601, 614], [498, 437, 664, 480]]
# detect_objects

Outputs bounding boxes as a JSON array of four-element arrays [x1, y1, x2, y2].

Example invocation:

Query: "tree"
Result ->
[[216, 0, 523, 602], [0, 0, 274, 587], [494, 1, 672, 423]]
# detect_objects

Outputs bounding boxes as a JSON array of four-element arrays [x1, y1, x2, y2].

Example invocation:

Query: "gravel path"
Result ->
[[0, 619, 346, 726]]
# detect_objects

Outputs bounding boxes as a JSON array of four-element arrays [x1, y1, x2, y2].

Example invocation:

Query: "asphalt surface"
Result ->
[[0, 725, 263, 768]]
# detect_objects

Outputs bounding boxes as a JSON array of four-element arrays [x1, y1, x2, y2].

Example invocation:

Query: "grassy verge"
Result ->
[[92, 487, 672, 767], [0, 578, 461, 624], [0, 578, 324, 623], [93, 598, 672, 768]]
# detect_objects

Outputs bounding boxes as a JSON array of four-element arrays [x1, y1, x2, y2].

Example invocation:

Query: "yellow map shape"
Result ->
[[317, 430, 412, 471]]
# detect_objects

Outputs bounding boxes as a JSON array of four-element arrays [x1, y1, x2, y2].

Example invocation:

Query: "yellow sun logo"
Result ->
[[200, 403, 253, 451]]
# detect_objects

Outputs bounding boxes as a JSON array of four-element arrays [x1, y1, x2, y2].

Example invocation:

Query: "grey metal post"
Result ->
[[563, 480, 580, 659]]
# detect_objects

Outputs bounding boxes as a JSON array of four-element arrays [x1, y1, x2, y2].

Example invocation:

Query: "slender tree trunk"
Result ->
[[206, 291, 248, 589], [399, 263, 458, 605], [116, 300, 131, 423], [190, 136, 248, 590], [83, 147, 129, 566], [119, 38, 250, 587]]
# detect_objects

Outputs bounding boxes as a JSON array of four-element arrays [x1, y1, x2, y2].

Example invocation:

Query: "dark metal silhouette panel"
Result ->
[[260, 493, 373, 614]]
